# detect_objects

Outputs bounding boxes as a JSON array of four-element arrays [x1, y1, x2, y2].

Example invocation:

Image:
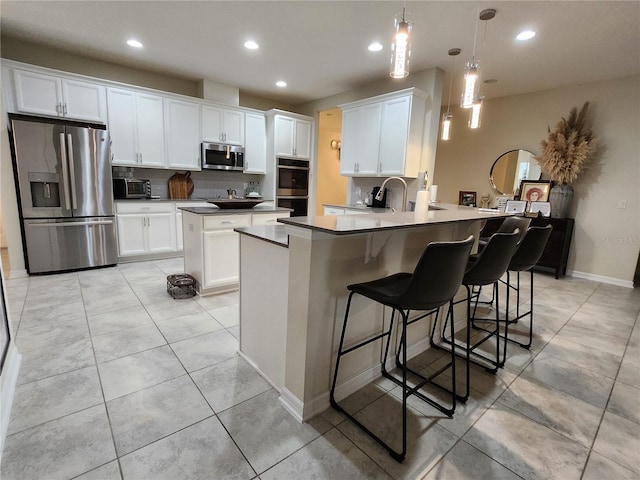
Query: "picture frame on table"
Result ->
[[459, 191, 477, 207], [519, 180, 552, 203], [528, 201, 551, 217], [505, 200, 527, 215]]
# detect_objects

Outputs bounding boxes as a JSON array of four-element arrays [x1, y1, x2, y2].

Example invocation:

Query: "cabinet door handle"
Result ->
[[55, 103, 60, 115], [220, 221, 233, 225], [63, 103, 68, 116]]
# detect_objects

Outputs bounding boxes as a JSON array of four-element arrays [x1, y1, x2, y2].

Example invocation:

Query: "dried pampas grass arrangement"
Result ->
[[536, 102, 597, 185]]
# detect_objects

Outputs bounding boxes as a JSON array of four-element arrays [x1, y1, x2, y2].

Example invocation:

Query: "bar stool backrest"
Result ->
[[498, 216, 531, 245], [464, 230, 521, 286], [509, 225, 553, 271], [399, 235, 474, 310]]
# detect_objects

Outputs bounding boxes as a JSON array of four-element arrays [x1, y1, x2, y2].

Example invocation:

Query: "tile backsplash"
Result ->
[[116, 168, 265, 199]]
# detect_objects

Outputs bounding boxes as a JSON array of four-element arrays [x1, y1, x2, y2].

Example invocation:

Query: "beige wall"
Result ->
[[433, 75, 640, 284], [315, 113, 346, 215]]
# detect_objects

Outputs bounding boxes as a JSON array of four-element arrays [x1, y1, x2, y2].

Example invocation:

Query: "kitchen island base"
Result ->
[[237, 207, 509, 422]]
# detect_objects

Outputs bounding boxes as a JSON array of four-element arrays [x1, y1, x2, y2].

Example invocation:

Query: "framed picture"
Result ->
[[519, 180, 552, 202], [528, 201, 551, 217], [505, 200, 527, 214], [459, 191, 477, 207]]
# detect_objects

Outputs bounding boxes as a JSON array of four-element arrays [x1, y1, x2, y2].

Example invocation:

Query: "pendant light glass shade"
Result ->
[[441, 112, 453, 140], [390, 11, 412, 78], [469, 97, 483, 129], [460, 62, 479, 108]]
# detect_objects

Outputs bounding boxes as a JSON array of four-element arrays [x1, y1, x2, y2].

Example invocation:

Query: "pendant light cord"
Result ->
[[471, 8, 480, 62], [446, 58, 454, 114]]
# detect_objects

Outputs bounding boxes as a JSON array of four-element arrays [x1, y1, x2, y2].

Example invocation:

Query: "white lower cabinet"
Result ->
[[182, 210, 289, 295], [251, 212, 289, 226], [116, 203, 176, 257]]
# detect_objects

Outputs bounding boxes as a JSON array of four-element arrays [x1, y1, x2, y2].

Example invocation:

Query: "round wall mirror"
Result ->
[[489, 149, 541, 195]]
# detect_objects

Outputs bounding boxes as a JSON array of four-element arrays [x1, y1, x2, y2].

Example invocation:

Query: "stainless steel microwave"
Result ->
[[201, 143, 245, 171]]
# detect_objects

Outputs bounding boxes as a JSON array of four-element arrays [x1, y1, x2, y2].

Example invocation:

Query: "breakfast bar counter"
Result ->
[[236, 205, 511, 422]]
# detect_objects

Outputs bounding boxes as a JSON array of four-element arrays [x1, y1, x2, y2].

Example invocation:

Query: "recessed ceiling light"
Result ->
[[127, 39, 143, 48], [368, 42, 383, 52], [516, 30, 536, 41], [244, 40, 259, 50], [276, 81, 287, 88]]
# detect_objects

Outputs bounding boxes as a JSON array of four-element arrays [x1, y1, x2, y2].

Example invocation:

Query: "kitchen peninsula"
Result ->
[[236, 205, 511, 422]]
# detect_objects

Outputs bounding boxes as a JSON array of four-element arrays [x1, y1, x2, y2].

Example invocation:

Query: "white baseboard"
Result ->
[[7, 269, 27, 280], [278, 387, 305, 423], [568, 269, 634, 289], [0, 345, 22, 464], [237, 350, 283, 393]]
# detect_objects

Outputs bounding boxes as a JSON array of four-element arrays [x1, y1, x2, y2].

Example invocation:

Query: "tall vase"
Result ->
[[549, 184, 574, 218]]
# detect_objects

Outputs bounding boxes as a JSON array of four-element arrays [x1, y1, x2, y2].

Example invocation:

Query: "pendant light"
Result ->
[[441, 48, 461, 141], [461, 8, 495, 109], [469, 96, 483, 129], [390, 7, 412, 78]]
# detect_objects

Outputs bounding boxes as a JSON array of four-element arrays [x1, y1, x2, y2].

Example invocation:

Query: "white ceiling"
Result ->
[[1, 1, 639, 106]]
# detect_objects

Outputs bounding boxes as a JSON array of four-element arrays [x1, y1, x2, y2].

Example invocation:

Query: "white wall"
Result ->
[[434, 75, 640, 284]]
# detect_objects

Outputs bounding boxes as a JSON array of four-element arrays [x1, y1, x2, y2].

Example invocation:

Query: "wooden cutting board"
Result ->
[[168, 171, 194, 199]]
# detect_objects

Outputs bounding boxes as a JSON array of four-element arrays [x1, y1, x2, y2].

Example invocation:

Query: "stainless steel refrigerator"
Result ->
[[10, 116, 117, 274]]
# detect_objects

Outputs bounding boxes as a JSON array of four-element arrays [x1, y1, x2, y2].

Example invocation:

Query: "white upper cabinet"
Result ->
[[107, 88, 165, 168], [244, 112, 266, 174], [339, 88, 426, 178], [12, 69, 107, 123], [165, 98, 201, 170], [339, 103, 382, 176], [202, 105, 244, 145], [378, 95, 412, 176], [274, 115, 312, 159]]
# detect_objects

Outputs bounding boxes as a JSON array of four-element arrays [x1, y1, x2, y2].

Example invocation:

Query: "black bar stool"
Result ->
[[432, 229, 521, 400], [478, 216, 531, 253], [329, 235, 474, 463], [501, 224, 553, 349]]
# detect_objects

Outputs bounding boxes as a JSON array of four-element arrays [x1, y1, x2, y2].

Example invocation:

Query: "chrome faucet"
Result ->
[[375, 176, 408, 212]]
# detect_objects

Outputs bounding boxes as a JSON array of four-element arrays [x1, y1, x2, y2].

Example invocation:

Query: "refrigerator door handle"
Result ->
[[59, 133, 72, 210], [28, 219, 114, 228], [66, 133, 78, 210]]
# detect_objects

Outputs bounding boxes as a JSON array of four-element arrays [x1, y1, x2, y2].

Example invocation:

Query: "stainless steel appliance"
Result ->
[[276, 157, 309, 216], [9, 115, 117, 274], [201, 142, 245, 171], [113, 177, 150, 199]]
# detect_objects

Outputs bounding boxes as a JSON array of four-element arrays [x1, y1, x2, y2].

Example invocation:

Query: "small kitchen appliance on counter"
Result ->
[[370, 186, 387, 208], [113, 177, 150, 199]]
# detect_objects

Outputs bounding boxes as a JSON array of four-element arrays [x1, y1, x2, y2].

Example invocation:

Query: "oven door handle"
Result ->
[[277, 165, 309, 171]]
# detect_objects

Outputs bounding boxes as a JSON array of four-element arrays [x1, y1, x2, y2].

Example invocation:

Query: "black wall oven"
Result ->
[[276, 158, 309, 216]]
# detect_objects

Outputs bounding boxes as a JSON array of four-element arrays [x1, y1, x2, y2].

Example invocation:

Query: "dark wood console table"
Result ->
[[480, 216, 574, 279]]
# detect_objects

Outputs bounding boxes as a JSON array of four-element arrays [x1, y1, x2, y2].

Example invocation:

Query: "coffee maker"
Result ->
[[369, 186, 387, 208]]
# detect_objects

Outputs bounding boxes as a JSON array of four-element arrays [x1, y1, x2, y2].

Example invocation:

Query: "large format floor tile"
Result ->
[[170, 328, 239, 372], [591, 411, 640, 474], [98, 345, 186, 401], [119, 417, 255, 480], [260, 427, 393, 480], [218, 389, 332, 474], [107, 374, 213, 455], [337, 393, 459, 480], [497, 375, 603, 447], [0, 405, 116, 480], [190, 356, 272, 413], [7, 365, 103, 435], [463, 405, 590, 480], [1, 264, 635, 480], [421, 440, 522, 480]]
